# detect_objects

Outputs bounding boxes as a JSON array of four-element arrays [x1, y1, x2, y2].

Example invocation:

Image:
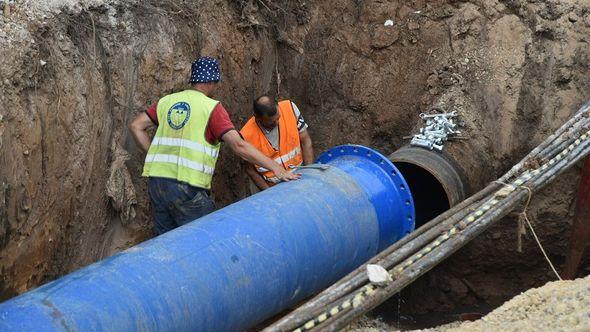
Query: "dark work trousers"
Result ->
[[147, 177, 216, 235]]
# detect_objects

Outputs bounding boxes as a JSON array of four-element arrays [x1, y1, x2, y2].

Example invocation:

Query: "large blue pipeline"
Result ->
[[0, 145, 415, 331]]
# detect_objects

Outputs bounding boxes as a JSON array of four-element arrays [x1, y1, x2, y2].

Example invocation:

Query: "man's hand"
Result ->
[[274, 168, 301, 182], [222, 130, 301, 183]]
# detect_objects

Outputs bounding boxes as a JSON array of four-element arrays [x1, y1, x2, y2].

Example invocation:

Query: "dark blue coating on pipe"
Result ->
[[0, 145, 415, 332]]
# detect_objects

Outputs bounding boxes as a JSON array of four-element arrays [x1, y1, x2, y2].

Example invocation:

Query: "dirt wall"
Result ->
[[1, 0, 589, 317], [0, 0, 285, 298]]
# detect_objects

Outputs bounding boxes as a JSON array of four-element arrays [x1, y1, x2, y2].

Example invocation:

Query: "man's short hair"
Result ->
[[253, 95, 278, 117]]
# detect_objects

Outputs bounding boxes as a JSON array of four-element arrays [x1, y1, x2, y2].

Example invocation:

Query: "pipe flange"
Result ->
[[317, 144, 416, 239]]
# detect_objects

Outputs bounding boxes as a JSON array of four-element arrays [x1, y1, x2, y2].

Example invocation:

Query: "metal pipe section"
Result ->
[[389, 146, 469, 207], [264, 147, 473, 332], [0, 145, 414, 332], [279, 101, 590, 331], [389, 146, 469, 228]]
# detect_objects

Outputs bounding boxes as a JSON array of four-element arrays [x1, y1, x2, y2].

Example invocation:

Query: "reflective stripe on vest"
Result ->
[[240, 100, 303, 185], [151, 137, 220, 159], [142, 90, 220, 189], [145, 154, 215, 175], [256, 146, 302, 173]]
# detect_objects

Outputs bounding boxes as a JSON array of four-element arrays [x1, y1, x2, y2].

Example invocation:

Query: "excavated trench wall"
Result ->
[[1, 0, 590, 316]]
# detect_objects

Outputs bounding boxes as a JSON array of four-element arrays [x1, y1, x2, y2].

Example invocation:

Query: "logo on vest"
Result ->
[[167, 102, 191, 130]]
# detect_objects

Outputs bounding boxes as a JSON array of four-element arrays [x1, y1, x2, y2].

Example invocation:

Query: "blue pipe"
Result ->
[[0, 145, 414, 331]]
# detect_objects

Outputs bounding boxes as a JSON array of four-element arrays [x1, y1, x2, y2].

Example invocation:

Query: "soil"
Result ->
[[1, 0, 590, 326], [425, 275, 590, 331], [348, 276, 590, 331]]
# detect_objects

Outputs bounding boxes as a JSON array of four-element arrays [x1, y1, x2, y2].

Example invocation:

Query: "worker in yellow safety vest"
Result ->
[[129, 58, 299, 235], [240, 95, 314, 192]]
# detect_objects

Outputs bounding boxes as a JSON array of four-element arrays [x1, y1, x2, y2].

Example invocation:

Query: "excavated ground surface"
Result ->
[[427, 276, 590, 332], [347, 276, 590, 331], [1, 0, 590, 327]]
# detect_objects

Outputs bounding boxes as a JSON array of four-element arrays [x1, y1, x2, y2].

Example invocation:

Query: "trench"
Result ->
[[1, 0, 589, 330]]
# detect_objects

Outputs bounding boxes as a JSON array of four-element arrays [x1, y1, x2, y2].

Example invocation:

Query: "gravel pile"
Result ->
[[347, 276, 590, 331], [425, 276, 590, 332]]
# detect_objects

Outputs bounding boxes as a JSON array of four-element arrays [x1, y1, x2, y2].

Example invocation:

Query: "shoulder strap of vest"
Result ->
[[240, 117, 259, 139], [278, 100, 298, 126], [278, 100, 294, 115]]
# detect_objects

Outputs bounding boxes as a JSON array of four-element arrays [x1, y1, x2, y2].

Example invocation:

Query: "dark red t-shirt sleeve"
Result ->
[[206, 103, 236, 144], [145, 102, 158, 125]]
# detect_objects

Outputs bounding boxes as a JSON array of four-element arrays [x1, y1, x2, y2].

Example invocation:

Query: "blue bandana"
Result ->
[[189, 57, 221, 84]]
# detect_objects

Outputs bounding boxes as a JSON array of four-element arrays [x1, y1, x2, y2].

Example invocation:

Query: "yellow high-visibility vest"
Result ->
[[142, 89, 220, 189]]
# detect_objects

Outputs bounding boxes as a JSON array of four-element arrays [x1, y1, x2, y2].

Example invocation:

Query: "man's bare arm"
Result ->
[[222, 130, 300, 182], [299, 129, 314, 165], [129, 112, 155, 153]]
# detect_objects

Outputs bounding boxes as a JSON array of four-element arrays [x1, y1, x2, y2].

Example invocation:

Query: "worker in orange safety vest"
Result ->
[[240, 95, 314, 192]]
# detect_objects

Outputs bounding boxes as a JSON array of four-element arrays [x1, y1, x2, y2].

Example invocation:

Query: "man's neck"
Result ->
[[192, 85, 209, 96], [255, 120, 274, 133]]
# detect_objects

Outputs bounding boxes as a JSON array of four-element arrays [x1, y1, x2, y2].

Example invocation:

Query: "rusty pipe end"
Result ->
[[389, 146, 471, 226]]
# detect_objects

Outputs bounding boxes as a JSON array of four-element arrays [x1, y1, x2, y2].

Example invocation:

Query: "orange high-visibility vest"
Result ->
[[240, 100, 303, 185]]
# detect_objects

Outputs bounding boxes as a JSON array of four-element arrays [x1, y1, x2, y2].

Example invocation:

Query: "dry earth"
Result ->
[[348, 276, 590, 331], [426, 276, 590, 331]]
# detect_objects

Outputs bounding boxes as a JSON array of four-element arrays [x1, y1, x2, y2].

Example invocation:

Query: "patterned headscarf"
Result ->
[[189, 56, 221, 84]]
